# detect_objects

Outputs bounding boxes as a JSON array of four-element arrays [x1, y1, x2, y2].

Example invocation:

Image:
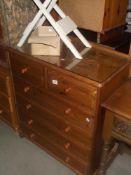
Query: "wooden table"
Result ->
[[98, 78, 131, 175]]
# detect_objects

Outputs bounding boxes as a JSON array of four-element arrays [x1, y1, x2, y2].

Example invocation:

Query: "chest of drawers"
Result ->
[[8, 42, 130, 175], [0, 43, 18, 131], [0, 18, 3, 40]]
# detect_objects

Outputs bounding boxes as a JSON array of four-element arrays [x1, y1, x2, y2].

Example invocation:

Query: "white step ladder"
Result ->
[[17, 0, 91, 59]]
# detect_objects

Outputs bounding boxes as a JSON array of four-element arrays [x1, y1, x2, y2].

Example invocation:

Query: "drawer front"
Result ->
[[9, 52, 44, 87], [21, 123, 90, 175], [17, 95, 93, 147], [14, 77, 94, 132], [47, 69, 97, 115], [0, 104, 12, 124], [0, 92, 11, 110], [113, 116, 131, 141], [0, 47, 6, 62], [20, 117, 92, 163], [0, 75, 9, 96]]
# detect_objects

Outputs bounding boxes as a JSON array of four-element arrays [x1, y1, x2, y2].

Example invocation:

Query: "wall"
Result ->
[[126, 0, 131, 32], [0, 0, 37, 46]]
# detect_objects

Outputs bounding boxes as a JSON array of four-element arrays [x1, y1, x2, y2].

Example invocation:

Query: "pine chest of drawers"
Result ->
[[8, 42, 130, 175]]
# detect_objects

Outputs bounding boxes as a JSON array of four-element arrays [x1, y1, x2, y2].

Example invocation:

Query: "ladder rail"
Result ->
[[36, 0, 58, 27], [37, 1, 66, 27], [17, 0, 52, 47], [17, 0, 92, 59], [33, 0, 82, 59], [53, 3, 66, 18], [54, 4, 91, 48]]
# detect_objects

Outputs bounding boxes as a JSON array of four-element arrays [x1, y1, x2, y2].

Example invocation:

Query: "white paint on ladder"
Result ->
[[17, 0, 91, 59]]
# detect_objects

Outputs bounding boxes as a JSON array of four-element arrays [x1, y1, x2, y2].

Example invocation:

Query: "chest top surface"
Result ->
[[9, 38, 130, 84], [102, 78, 131, 121]]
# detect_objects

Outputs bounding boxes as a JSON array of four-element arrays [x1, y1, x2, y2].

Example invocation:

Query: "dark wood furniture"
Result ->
[[80, 29, 131, 55], [7, 39, 130, 175], [60, 0, 128, 43], [98, 78, 131, 175], [0, 42, 19, 131], [0, 18, 3, 39]]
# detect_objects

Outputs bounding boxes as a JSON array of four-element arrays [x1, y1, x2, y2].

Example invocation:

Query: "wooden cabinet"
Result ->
[[60, 0, 128, 33], [8, 42, 130, 175], [60, 0, 129, 43], [0, 18, 3, 39], [0, 43, 18, 131]]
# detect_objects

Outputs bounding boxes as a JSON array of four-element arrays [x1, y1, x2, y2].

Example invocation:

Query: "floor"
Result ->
[[0, 121, 131, 175]]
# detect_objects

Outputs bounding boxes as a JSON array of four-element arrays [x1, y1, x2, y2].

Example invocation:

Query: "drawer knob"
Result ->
[[52, 79, 58, 85], [65, 157, 70, 163], [0, 109, 3, 114], [64, 126, 71, 133], [28, 119, 34, 125], [64, 108, 71, 115], [65, 143, 71, 149], [64, 87, 71, 94], [92, 90, 97, 96], [26, 104, 32, 110], [24, 86, 30, 93], [30, 133, 35, 138], [21, 67, 28, 74], [86, 117, 91, 123]]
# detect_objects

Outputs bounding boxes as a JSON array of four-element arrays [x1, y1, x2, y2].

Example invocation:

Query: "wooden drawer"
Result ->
[[113, 116, 131, 141], [14, 77, 94, 131], [47, 68, 97, 115], [20, 117, 92, 163], [21, 123, 90, 175], [0, 92, 11, 111], [0, 46, 7, 63], [0, 104, 12, 124], [17, 95, 94, 147], [0, 74, 9, 96], [9, 52, 44, 88]]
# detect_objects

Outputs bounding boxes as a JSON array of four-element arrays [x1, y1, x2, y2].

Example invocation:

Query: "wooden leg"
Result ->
[[119, 143, 131, 156], [19, 131, 25, 138], [97, 141, 111, 175], [93, 169, 100, 175]]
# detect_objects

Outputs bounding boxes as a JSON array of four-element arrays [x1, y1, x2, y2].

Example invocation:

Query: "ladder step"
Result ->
[[57, 16, 77, 35]]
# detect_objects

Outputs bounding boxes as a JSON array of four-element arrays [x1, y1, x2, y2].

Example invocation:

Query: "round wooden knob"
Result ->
[[21, 67, 28, 74], [64, 108, 71, 115], [65, 157, 70, 163], [64, 87, 71, 94], [65, 143, 71, 149], [24, 86, 30, 93], [0, 109, 3, 114], [93, 90, 97, 96], [26, 104, 32, 110], [86, 117, 90, 123], [64, 126, 71, 133], [30, 133, 35, 138], [28, 119, 34, 125]]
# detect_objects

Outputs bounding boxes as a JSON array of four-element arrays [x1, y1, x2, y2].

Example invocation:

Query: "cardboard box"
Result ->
[[28, 26, 61, 56], [29, 41, 61, 56], [35, 26, 57, 37], [59, 0, 128, 32]]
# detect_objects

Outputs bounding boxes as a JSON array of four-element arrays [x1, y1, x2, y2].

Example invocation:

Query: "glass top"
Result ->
[[15, 39, 130, 83]]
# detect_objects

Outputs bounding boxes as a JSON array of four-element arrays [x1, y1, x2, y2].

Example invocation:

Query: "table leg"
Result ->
[[98, 141, 111, 175]]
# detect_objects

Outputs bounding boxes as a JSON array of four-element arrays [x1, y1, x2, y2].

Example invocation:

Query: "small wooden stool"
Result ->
[[98, 78, 131, 175]]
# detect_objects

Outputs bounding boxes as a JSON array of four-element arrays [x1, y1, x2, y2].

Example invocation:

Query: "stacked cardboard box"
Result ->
[[28, 26, 61, 56]]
